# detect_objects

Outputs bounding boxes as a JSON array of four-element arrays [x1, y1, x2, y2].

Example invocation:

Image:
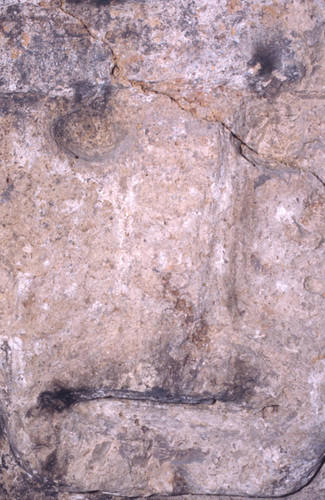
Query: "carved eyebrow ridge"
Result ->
[[38, 386, 217, 413]]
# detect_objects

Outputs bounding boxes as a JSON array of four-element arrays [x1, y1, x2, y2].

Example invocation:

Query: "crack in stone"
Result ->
[[0, 404, 54, 489], [240, 144, 325, 188], [58, 0, 120, 76], [1, 4, 324, 498], [53, 4, 325, 191], [58, 1, 96, 40], [128, 81, 325, 190], [309, 170, 325, 188]]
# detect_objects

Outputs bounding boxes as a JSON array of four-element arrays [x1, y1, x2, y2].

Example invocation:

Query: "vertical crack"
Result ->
[[58, 1, 95, 40], [58, 0, 120, 76]]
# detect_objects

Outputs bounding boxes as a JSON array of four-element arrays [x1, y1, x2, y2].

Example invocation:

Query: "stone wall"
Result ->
[[0, 0, 324, 498]]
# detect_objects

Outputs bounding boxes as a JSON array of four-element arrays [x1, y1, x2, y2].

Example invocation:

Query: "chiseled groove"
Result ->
[[39, 387, 217, 413]]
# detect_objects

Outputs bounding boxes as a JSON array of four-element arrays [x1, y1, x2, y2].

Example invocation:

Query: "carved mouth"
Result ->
[[38, 386, 217, 413], [38, 377, 259, 413]]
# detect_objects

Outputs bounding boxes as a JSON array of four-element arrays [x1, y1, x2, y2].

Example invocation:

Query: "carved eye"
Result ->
[[52, 109, 124, 162]]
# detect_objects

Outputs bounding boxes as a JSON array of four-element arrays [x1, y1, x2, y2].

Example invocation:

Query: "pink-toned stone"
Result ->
[[0, 1, 324, 498]]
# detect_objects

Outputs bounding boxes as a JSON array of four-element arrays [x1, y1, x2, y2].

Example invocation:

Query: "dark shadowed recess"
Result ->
[[38, 386, 216, 413], [0, 413, 5, 440], [247, 35, 306, 97], [37, 371, 260, 414], [0, 93, 41, 116], [248, 42, 281, 76]]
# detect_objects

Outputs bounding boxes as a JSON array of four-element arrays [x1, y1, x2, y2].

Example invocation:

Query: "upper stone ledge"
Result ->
[[61, 0, 322, 96]]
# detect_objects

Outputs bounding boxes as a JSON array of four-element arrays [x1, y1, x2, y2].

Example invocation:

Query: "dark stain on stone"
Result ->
[[52, 105, 120, 162], [248, 36, 305, 97], [283, 62, 306, 83], [249, 43, 280, 77], [254, 173, 271, 189], [0, 414, 5, 440], [216, 356, 260, 404], [190, 316, 209, 346], [1, 455, 8, 471], [0, 93, 40, 116], [90, 83, 114, 111], [270, 465, 292, 492], [153, 434, 208, 467], [52, 84, 117, 161], [175, 297, 194, 317], [43, 450, 57, 475], [73, 81, 114, 108], [226, 287, 245, 317], [172, 468, 188, 495], [74, 80, 97, 104], [8, 475, 58, 500], [145, 386, 171, 400], [152, 433, 173, 462], [120, 25, 141, 41], [38, 386, 88, 413], [0, 180, 14, 204], [0, 5, 23, 41], [172, 447, 208, 466], [250, 252, 262, 272], [153, 349, 192, 395], [217, 383, 249, 403], [38, 384, 216, 414], [161, 273, 210, 346], [178, 2, 199, 39], [118, 432, 153, 468], [13, 93, 40, 108], [4, 4, 22, 16]]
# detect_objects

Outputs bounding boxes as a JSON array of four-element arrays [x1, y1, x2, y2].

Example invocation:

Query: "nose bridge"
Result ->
[[114, 137, 254, 395], [99, 113, 225, 308], [85, 108, 249, 367]]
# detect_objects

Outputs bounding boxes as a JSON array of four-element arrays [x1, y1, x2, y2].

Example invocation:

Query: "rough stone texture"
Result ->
[[0, 0, 325, 498]]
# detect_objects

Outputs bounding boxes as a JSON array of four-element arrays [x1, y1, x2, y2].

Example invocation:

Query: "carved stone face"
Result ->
[[1, 1, 325, 498]]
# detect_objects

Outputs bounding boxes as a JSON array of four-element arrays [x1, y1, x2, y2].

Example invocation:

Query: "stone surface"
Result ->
[[0, 0, 325, 498]]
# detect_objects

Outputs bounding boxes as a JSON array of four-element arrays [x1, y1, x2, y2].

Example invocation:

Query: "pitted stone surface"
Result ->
[[0, 0, 325, 499]]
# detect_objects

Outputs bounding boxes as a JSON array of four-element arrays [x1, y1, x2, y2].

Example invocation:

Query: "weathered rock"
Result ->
[[0, 0, 325, 498]]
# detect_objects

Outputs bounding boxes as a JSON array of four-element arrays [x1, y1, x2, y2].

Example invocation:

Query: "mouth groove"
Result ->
[[38, 386, 217, 413]]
